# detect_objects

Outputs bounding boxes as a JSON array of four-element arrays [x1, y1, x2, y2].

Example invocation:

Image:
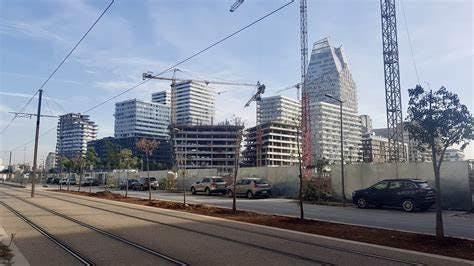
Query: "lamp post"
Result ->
[[325, 94, 346, 206]]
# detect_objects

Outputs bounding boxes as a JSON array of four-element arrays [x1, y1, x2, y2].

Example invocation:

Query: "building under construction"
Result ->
[[171, 123, 243, 174], [243, 121, 300, 167]]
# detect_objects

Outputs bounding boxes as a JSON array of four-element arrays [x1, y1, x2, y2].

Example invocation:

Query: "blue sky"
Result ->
[[0, 0, 472, 164]]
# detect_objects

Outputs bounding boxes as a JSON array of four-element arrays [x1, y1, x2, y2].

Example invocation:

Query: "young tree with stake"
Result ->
[[119, 149, 138, 197], [136, 138, 158, 201], [405, 85, 473, 239]]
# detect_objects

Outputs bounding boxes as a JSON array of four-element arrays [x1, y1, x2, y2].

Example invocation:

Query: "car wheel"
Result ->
[[247, 191, 253, 199], [227, 190, 233, 197], [191, 187, 196, 195], [357, 198, 368, 209], [402, 199, 415, 212], [205, 187, 211, 196]]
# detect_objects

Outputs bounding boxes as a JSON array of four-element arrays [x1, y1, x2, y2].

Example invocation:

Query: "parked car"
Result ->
[[45, 177, 54, 184], [226, 178, 272, 199], [132, 177, 159, 190], [352, 179, 436, 212], [59, 176, 76, 185], [190, 177, 227, 195], [119, 179, 139, 190], [80, 177, 99, 186]]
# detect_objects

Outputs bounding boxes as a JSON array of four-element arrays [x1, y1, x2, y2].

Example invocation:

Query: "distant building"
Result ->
[[173, 81, 215, 125], [243, 121, 300, 167], [444, 149, 465, 162], [310, 101, 363, 163], [152, 90, 171, 105], [45, 152, 56, 171], [171, 124, 243, 174], [373, 126, 431, 162], [114, 99, 170, 139], [306, 37, 358, 113], [56, 113, 97, 159], [87, 137, 173, 170], [360, 115, 373, 134], [306, 38, 362, 163], [361, 132, 408, 163], [257, 95, 301, 125]]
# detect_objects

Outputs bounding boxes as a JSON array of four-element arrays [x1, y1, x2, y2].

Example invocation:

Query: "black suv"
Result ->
[[352, 179, 435, 212]]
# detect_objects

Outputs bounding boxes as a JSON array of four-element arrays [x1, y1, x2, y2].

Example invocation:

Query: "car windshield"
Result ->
[[212, 178, 224, 182], [149, 177, 157, 181], [416, 182, 430, 189], [254, 179, 268, 184]]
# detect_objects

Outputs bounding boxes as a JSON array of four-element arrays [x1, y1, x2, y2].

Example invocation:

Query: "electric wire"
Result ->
[[0, 0, 114, 136], [81, 0, 295, 114], [5, 0, 294, 156], [400, 0, 421, 84]]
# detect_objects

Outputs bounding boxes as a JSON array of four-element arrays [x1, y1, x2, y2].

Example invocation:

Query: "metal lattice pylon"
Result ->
[[380, 0, 405, 161]]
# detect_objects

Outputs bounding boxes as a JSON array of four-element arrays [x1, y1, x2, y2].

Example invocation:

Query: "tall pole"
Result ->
[[339, 101, 346, 206], [8, 151, 12, 181], [31, 89, 43, 198], [183, 133, 187, 206], [295, 119, 304, 219]]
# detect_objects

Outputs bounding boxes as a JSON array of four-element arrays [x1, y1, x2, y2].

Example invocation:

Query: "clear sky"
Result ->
[[0, 0, 472, 165]]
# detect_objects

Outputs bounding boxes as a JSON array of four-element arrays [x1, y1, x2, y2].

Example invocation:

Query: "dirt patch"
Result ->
[[54, 190, 474, 261], [0, 242, 13, 265]]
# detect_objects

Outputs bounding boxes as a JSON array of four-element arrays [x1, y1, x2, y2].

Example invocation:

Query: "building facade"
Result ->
[[172, 81, 215, 125], [306, 37, 358, 112], [361, 132, 408, 163], [243, 121, 300, 167], [152, 90, 171, 105], [114, 99, 170, 139], [373, 127, 430, 162], [56, 113, 97, 159], [444, 149, 465, 162], [87, 137, 173, 170], [257, 95, 301, 125], [360, 114, 373, 134], [171, 124, 242, 174], [310, 101, 363, 163], [45, 152, 56, 171], [305, 38, 362, 163]]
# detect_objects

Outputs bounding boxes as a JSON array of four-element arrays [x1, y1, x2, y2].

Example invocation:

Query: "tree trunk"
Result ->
[[90, 170, 93, 194], [147, 156, 151, 201], [67, 171, 70, 191], [296, 125, 304, 220], [78, 163, 83, 192], [125, 170, 129, 198], [431, 145, 444, 239]]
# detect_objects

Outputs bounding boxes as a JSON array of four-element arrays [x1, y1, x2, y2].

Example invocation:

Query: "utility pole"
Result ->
[[8, 151, 12, 181], [31, 89, 43, 198]]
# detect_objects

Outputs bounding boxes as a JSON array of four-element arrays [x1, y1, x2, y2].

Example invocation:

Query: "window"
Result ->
[[371, 181, 388, 190], [403, 182, 417, 189], [388, 181, 403, 190], [202, 178, 210, 183]]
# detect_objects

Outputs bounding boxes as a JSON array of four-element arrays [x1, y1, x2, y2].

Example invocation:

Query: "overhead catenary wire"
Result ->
[[81, 0, 295, 114], [0, 0, 114, 136], [400, 0, 421, 84], [6, 0, 294, 157]]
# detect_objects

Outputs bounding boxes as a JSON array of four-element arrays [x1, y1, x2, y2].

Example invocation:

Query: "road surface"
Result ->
[[47, 184, 474, 240], [0, 185, 471, 265]]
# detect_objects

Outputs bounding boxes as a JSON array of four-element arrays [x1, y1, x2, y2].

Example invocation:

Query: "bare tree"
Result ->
[[119, 149, 138, 198], [136, 138, 159, 201], [405, 85, 473, 239], [232, 117, 244, 214]]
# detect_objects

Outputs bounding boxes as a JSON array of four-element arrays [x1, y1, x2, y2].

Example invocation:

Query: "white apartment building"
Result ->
[[310, 102, 362, 163], [152, 90, 171, 105], [444, 148, 465, 162], [56, 113, 97, 159], [114, 99, 170, 139], [306, 37, 358, 113], [257, 95, 301, 125], [172, 81, 215, 125], [45, 152, 56, 171]]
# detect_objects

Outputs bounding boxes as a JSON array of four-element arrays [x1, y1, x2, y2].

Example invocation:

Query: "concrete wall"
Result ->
[[330, 161, 472, 211], [238, 166, 299, 197]]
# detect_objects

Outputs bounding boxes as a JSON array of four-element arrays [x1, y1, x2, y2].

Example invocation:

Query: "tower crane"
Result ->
[[230, 0, 245, 12], [274, 83, 300, 95]]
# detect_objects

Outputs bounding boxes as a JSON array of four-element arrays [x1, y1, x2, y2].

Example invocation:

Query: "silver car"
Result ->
[[190, 177, 227, 195]]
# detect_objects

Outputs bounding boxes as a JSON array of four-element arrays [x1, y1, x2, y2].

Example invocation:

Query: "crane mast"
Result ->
[[380, 0, 405, 162]]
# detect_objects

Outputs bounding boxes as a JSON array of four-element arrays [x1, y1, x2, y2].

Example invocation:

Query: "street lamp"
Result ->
[[172, 127, 187, 206], [325, 94, 346, 206]]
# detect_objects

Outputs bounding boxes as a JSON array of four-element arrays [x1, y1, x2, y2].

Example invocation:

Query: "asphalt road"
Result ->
[[51, 184, 474, 240], [1, 185, 471, 265]]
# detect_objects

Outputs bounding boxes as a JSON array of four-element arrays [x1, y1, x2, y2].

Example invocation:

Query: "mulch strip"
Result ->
[[55, 189, 474, 261]]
